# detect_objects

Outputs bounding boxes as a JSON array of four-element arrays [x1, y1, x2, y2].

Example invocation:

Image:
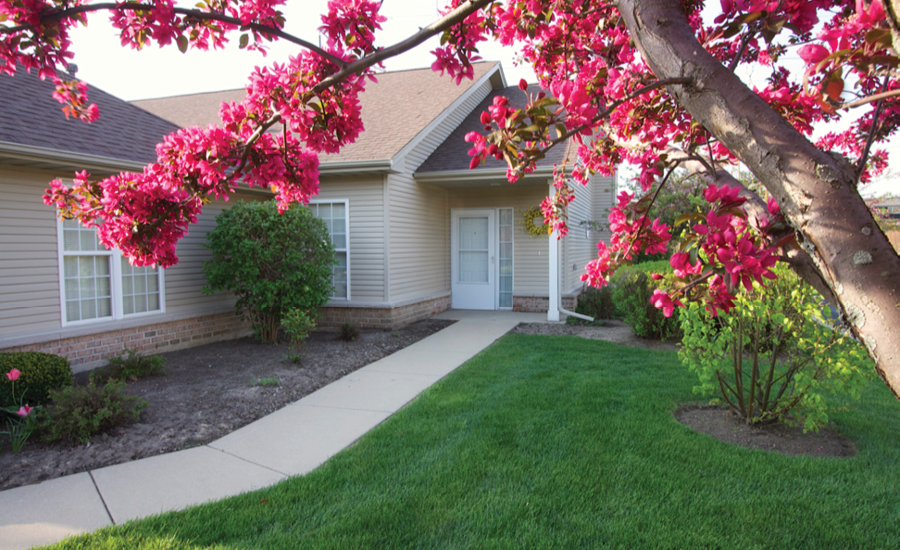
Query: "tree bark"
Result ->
[[619, 0, 900, 397]]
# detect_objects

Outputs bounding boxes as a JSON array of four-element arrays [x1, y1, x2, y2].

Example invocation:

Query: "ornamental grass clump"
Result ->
[[203, 201, 336, 343], [679, 266, 873, 432]]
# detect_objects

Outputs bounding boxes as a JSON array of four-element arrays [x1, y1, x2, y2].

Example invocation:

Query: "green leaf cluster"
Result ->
[[0, 352, 73, 407], [203, 201, 336, 343], [281, 308, 318, 365], [609, 262, 681, 340], [679, 266, 874, 431]]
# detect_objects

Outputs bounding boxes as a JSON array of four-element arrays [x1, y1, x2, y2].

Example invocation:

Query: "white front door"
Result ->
[[451, 209, 496, 310]]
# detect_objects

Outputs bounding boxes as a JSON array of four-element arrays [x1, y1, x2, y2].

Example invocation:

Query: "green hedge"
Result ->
[[609, 259, 680, 340], [0, 352, 73, 407]]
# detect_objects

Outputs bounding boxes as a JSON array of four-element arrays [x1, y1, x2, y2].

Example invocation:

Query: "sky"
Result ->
[[64, 0, 897, 198]]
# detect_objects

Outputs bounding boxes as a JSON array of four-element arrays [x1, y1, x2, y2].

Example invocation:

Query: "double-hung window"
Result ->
[[57, 220, 164, 325], [309, 200, 349, 300]]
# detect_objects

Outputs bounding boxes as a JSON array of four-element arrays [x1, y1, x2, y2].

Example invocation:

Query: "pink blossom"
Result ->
[[17, 405, 32, 417], [651, 289, 675, 318], [6, 368, 21, 382]]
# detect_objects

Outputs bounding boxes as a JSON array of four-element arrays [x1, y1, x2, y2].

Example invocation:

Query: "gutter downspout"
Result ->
[[548, 182, 595, 323]]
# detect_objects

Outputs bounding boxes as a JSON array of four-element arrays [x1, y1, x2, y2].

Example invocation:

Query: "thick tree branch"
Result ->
[[619, 0, 900, 397]]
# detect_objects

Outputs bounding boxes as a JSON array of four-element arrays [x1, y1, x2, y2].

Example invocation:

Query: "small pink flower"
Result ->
[[651, 289, 675, 318], [17, 405, 32, 417], [6, 368, 21, 382]]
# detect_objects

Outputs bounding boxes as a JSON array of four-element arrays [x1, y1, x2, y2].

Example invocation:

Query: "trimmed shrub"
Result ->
[[610, 263, 680, 340], [0, 352, 72, 407], [37, 379, 147, 445], [680, 266, 874, 431], [568, 285, 615, 324], [203, 201, 336, 343]]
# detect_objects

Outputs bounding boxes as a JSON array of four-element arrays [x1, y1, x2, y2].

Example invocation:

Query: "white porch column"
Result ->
[[548, 182, 560, 322]]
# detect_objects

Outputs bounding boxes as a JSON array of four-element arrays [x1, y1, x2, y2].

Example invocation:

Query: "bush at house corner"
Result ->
[[203, 200, 336, 344], [0, 352, 73, 408]]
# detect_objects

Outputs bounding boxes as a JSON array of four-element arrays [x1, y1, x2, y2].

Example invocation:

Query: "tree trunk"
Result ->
[[618, 0, 900, 398]]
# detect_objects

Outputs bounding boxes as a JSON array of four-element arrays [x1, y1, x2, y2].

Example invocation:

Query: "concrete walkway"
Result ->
[[0, 310, 547, 550]]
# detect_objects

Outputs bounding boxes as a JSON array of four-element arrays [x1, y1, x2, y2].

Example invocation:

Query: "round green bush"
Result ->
[[203, 200, 336, 343], [0, 352, 73, 407]]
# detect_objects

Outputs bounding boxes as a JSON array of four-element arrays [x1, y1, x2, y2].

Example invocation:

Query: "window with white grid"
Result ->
[[309, 200, 349, 300], [58, 220, 164, 326]]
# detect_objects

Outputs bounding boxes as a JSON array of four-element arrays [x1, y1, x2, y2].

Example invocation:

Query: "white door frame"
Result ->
[[451, 209, 496, 310]]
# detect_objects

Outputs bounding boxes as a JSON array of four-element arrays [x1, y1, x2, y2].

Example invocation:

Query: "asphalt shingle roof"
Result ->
[[417, 84, 576, 174], [0, 67, 179, 164], [132, 62, 499, 164]]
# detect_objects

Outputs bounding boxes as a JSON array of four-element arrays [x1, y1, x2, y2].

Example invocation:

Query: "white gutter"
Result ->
[[416, 166, 555, 184], [319, 158, 394, 174]]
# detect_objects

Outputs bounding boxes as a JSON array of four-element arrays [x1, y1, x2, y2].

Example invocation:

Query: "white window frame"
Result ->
[[56, 220, 166, 327], [309, 198, 351, 301]]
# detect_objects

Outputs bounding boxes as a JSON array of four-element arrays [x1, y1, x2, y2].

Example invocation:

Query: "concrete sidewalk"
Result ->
[[0, 310, 546, 550]]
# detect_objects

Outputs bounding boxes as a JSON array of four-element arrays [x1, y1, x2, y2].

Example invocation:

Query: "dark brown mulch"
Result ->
[[0, 318, 454, 491], [675, 404, 857, 458]]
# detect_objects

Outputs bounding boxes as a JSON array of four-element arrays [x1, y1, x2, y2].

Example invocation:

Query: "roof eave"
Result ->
[[0, 141, 147, 174], [318, 158, 395, 175], [415, 165, 554, 188]]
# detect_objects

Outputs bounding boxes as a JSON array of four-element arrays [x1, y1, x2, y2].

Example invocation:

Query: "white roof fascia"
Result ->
[[0, 141, 146, 172], [391, 63, 505, 173]]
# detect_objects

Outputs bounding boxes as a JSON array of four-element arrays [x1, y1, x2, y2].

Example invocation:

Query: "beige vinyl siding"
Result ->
[[448, 185, 550, 296], [564, 178, 595, 292], [316, 176, 385, 302], [387, 173, 449, 302], [161, 193, 263, 315], [386, 77, 496, 303], [0, 167, 67, 336]]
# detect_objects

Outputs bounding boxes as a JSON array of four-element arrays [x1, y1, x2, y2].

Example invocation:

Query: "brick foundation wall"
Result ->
[[0, 310, 251, 370], [513, 294, 578, 313], [318, 294, 452, 330]]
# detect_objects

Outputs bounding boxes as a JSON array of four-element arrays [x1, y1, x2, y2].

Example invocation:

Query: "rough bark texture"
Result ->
[[619, 0, 900, 398]]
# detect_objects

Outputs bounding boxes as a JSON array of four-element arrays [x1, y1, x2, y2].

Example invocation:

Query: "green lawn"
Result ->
[[48, 335, 899, 549]]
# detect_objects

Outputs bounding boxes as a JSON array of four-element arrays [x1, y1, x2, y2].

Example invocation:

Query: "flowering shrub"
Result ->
[[203, 200, 335, 343], [1, 368, 38, 452], [680, 267, 874, 432]]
